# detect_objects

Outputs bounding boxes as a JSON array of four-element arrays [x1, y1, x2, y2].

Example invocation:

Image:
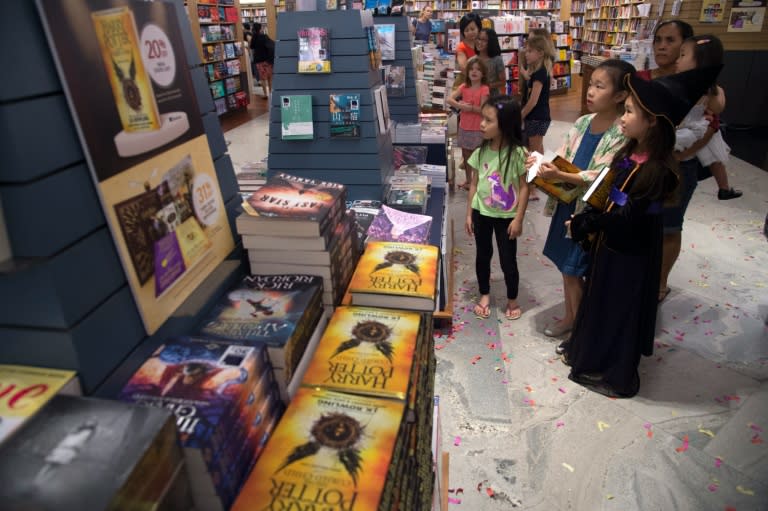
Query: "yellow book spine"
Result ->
[[91, 7, 161, 133]]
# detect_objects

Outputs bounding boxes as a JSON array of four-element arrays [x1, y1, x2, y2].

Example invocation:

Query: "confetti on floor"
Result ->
[[562, 462, 574, 472], [676, 435, 690, 453]]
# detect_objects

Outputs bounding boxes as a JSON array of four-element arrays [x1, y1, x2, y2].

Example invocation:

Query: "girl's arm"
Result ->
[[537, 162, 596, 185], [707, 85, 726, 115], [675, 126, 716, 161], [446, 87, 464, 110], [521, 80, 543, 119], [479, 92, 489, 110], [465, 161, 480, 236], [508, 173, 529, 239], [456, 50, 469, 74]]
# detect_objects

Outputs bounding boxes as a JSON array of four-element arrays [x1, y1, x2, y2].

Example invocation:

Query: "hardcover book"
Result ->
[[0, 365, 81, 444], [198, 274, 324, 380], [118, 336, 263, 453], [366, 204, 432, 244], [240, 173, 345, 236], [297, 27, 331, 73], [300, 306, 422, 399], [0, 395, 177, 511], [392, 145, 428, 169], [386, 187, 427, 214], [231, 387, 405, 511], [280, 95, 314, 140], [375, 24, 396, 60], [581, 166, 615, 211], [348, 241, 438, 311], [529, 151, 585, 204], [329, 94, 361, 138]]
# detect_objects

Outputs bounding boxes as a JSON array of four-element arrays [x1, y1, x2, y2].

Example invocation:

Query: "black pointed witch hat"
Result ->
[[625, 65, 724, 128]]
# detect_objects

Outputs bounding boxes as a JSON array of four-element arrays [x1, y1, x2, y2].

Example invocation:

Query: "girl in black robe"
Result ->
[[562, 67, 721, 398]]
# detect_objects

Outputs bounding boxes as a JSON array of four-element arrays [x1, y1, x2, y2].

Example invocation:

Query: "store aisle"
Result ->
[[225, 114, 768, 510]]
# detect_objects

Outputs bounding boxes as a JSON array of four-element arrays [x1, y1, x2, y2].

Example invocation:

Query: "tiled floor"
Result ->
[[224, 106, 768, 510]]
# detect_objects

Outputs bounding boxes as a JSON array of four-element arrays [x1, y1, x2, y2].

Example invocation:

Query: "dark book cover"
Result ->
[[118, 337, 263, 452], [329, 94, 361, 138], [386, 65, 406, 96], [392, 145, 428, 169], [241, 172, 345, 225], [0, 395, 176, 511], [366, 204, 432, 244]]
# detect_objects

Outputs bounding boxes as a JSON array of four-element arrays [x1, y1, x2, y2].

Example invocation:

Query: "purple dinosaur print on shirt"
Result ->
[[483, 171, 516, 211]]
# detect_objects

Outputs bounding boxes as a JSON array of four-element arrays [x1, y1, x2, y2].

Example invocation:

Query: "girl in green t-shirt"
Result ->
[[465, 95, 530, 320]]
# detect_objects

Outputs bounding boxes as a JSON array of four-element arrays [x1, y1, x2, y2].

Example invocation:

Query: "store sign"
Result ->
[[37, 0, 234, 335]]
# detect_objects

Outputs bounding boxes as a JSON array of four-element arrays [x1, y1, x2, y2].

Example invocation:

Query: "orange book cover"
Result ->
[[348, 241, 438, 301], [231, 387, 404, 511], [300, 306, 422, 400]]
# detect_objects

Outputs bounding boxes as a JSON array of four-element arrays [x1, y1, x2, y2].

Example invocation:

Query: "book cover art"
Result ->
[[0, 365, 80, 444], [386, 187, 427, 213], [0, 395, 175, 510], [118, 337, 261, 450], [301, 306, 422, 399], [280, 95, 314, 140], [329, 94, 361, 138], [231, 387, 405, 511], [385, 65, 406, 97], [366, 204, 432, 244], [349, 241, 438, 300], [365, 26, 381, 70], [297, 27, 331, 73], [392, 145, 428, 169], [242, 172, 345, 224], [375, 24, 396, 60], [532, 155, 584, 204], [199, 274, 323, 351]]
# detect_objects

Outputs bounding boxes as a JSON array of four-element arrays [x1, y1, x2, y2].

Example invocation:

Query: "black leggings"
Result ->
[[472, 209, 519, 299]]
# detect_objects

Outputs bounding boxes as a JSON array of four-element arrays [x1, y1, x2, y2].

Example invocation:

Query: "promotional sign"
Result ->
[[37, 0, 235, 334]]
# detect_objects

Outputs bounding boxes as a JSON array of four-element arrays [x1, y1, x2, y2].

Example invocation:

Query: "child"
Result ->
[[447, 56, 490, 189], [674, 35, 741, 200], [465, 95, 530, 320], [537, 59, 635, 342], [476, 28, 506, 96], [562, 66, 721, 398], [521, 34, 555, 200]]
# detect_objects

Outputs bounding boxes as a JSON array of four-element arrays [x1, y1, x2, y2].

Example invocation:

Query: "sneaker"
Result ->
[[718, 187, 742, 200]]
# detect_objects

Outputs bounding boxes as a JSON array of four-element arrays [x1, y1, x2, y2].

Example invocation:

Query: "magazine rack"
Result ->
[[373, 15, 419, 123], [268, 9, 394, 201]]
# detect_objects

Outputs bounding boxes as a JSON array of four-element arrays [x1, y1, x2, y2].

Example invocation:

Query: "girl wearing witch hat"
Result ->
[[560, 65, 722, 398]]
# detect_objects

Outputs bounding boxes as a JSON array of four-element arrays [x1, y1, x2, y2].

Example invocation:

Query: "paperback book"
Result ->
[[385, 65, 406, 97], [231, 387, 405, 511], [366, 204, 432, 244], [375, 24, 396, 60], [392, 145, 428, 169], [297, 27, 331, 73], [300, 306, 423, 399], [329, 93, 361, 138], [348, 241, 438, 311], [527, 150, 585, 204], [198, 274, 324, 380], [0, 365, 81, 444], [280, 95, 314, 140]]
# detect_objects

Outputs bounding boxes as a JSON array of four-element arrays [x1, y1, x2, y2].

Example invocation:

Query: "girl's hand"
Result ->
[[580, 170, 600, 182], [507, 218, 522, 239], [524, 153, 537, 170], [466, 214, 474, 237], [519, 67, 531, 80], [564, 219, 572, 239], [537, 162, 559, 180]]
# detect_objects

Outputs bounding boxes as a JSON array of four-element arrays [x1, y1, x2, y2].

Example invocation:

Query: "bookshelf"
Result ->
[[187, 0, 251, 116], [240, 0, 267, 25], [581, 0, 646, 56]]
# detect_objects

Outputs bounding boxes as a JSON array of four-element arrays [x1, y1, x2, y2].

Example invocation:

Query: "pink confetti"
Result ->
[[454, 436, 461, 446], [556, 421, 565, 428], [485, 487, 494, 497], [448, 497, 462, 504], [486, 343, 498, 350], [676, 435, 689, 453], [435, 344, 446, 350], [751, 434, 763, 445], [471, 356, 482, 365], [715, 457, 723, 468], [749, 423, 764, 433], [525, 385, 533, 392], [501, 379, 509, 384], [707, 483, 718, 492], [558, 387, 566, 393]]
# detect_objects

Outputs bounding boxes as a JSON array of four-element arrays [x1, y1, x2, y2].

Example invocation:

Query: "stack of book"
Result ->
[[348, 240, 439, 313], [420, 112, 448, 144], [118, 336, 281, 510], [232, 305, 436, 511], [349, 199, 383, 252], [0, 394, 193, 510], [237, 172, 359, 307], [235, 158, 268, 194], [197, 274, 326, 402]]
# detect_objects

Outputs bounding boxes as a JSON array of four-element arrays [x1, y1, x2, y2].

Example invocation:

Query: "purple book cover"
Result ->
[[118, 337, 262, 451], [392, 145, 428, 169], [366, 204, 432, 244], [154, 231, 186, 297]]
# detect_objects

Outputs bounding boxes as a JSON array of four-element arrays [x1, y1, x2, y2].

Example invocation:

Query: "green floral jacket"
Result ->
[[544, 114, 626, 216]]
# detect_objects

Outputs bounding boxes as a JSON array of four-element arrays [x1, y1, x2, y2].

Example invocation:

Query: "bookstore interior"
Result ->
[[1, 0, 766, 509]]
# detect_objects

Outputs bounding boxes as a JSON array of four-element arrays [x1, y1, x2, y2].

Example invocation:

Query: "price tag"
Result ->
[[140, 24, 176, 87], [192, 174, 219, 227]]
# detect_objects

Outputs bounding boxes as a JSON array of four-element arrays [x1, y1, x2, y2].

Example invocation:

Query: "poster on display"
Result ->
[[699, 0, 726, 22], [728, 0, 766, 31], [37, 0, 235, 335]]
